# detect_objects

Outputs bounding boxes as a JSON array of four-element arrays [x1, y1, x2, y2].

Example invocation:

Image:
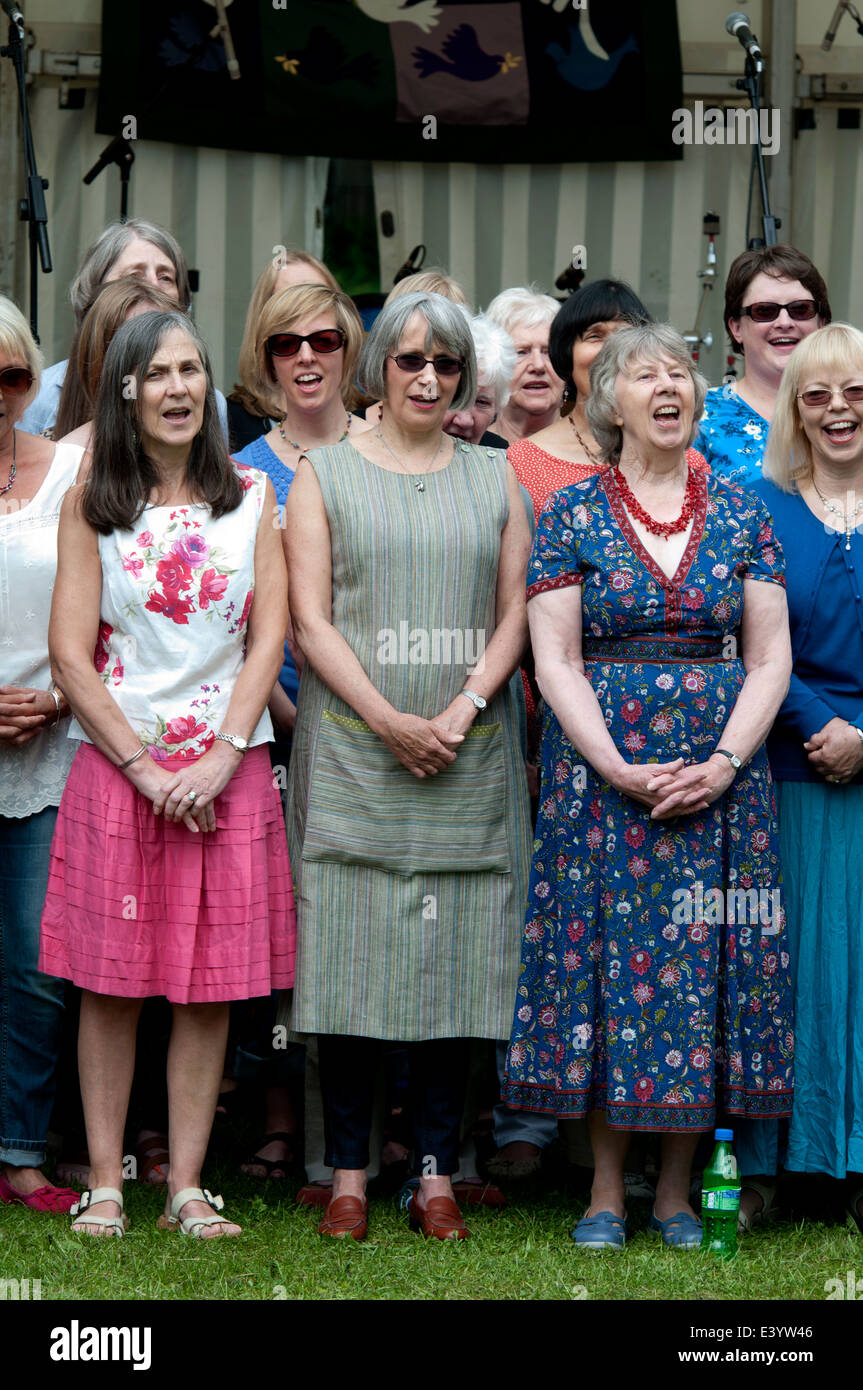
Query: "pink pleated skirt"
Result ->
[[39, 741, 296, 1004]]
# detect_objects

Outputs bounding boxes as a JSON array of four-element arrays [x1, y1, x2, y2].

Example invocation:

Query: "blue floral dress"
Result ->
[[693, 384, 769, 487], [502, 467, 795, 1131]]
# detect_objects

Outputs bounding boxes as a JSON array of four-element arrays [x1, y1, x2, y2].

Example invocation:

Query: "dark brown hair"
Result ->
[[82, 311, 242, 535], [55, 276, 178, 439], [724, 244, 832, 355]]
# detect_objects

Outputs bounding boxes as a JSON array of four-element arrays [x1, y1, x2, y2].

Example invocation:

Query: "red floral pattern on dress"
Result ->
[[504, 471, 794, 1128]]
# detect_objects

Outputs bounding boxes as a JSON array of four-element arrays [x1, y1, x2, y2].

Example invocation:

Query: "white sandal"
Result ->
[[160, 1187, 239, 1238], [70, 1186, 128, 1237]]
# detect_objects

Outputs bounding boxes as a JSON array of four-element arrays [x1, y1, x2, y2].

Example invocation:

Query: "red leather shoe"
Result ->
[[317, 1194, 368, 1241], [0, 1173, 79, 1213], [408, 1193, 470, 1240]]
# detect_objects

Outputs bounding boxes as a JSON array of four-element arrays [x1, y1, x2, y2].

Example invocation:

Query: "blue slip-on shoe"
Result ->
[[649, 1209, 702, 1248], [571, 1210, 626, 1250]]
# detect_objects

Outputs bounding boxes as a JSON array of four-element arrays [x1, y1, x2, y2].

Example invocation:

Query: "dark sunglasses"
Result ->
[[0, 366, 34, 394], [389, 352, 463, 378], [797, 384, 863, 408], [739, 300, 819, 323], [267, 329, 345, 358]]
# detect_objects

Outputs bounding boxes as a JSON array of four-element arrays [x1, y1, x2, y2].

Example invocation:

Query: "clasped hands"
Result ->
[[0, 685, 62, 745], [804, 716, 863, 784], [616, 753, 737, 819], [126, 740, 243, 832], [378, 697, 476, 779]]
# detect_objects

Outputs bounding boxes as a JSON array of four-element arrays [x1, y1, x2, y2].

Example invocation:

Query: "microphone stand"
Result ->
[[736, 51, 779, 248], [83, 133, 135, 222], [1, 15, 52, 341]]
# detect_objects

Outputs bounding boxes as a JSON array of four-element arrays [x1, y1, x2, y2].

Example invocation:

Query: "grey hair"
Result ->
[[70, 219, 192, 322], [484, 284, 559, 335], [469, 313, 516, 410], [357, 291, 477, 410], [585, 323, 708, 463], [83, 309, 239, 534]]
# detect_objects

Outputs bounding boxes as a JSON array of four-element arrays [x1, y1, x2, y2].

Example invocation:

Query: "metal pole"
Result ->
[[764, 0, 796, 243]]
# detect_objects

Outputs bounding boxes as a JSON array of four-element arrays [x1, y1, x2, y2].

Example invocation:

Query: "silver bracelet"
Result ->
[[47, 686, 62, 723], [852, 724, 863, 746], [118, 745, 147, 771]]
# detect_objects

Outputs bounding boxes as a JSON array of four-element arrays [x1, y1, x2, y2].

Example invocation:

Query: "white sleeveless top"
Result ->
[[0, 441, 85, 817], [68, 463, 274, 758]]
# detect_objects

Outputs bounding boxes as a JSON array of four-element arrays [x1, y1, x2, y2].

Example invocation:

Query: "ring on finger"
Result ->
[[185, 790, 198, 804]]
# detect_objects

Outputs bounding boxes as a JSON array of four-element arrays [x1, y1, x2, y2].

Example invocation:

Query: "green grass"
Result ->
[[2, 1165, 859, 1301]]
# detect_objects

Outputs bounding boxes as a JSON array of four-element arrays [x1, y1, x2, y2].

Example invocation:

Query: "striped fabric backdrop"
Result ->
[[23, 88, 329, 394], [374, 117, 863, 387], [15, 84, 863, 396]]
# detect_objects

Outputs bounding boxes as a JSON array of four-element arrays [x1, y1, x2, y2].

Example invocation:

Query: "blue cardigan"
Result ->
[[752, 477, 863, 783]]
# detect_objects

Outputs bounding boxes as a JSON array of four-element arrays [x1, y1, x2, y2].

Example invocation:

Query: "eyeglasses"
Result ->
[[0, 366, 34, 394], [797, 384, 863, 408], [739, 300, 819, 323], [266, 329, 345, 357], [388, 353, 463, 378]]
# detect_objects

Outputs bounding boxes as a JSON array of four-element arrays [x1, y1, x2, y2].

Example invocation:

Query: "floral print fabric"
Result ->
[[693, 384, 769, 487], [502, 468, 794, 1130], [66, 464, 272, 760]]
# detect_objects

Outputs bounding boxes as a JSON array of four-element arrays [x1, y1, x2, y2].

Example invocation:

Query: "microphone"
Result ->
[[822, 2, 847, 50], [0, 0, 25, 31], [393, 243, 426, 285], [725, 11, 762, 63]]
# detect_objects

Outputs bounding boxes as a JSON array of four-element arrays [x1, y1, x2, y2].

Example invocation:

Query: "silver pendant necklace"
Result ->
[[812, 478, 863, 550], [375, 422, 444, 492]]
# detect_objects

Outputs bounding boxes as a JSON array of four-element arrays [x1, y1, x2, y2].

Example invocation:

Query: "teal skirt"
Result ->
[[736, 780, 863, 1178]]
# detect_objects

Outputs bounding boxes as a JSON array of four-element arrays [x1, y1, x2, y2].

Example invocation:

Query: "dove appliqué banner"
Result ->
[[97, 0, 683, 163]]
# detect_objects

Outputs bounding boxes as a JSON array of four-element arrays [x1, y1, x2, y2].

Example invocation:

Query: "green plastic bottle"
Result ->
[[700, 1128, 740, 1256]]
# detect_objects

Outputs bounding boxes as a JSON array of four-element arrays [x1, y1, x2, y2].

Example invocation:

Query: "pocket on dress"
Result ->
[[302, 710, 511, 875]]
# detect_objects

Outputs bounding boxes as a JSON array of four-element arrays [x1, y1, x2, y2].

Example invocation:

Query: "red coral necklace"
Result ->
[[613, 464, 697, 538]]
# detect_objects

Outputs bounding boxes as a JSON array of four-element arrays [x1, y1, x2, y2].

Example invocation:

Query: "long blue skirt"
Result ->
[[736, 780, 863, 1178]]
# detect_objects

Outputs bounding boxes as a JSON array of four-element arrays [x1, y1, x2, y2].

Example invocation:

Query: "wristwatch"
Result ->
[[459, 690, 487, 710], [713, 747, 742, 771], [216, 732, 249, 755]]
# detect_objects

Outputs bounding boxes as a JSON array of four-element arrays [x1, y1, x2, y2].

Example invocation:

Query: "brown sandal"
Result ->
[[134, 1132, 170, 1185]]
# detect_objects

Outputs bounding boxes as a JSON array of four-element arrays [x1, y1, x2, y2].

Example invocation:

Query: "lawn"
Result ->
[[3, 1160, 859, 1302]]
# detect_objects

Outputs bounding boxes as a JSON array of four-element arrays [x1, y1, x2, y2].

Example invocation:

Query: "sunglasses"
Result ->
[[267, 329, 345, 358], [739, 300, 819, 323], [797, 384, 863, 408], [389, 353, 463, 378], [0, 366, 34, 394]]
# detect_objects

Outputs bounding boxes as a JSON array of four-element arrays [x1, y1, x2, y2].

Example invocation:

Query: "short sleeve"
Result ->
[[741, 495, 786, 586], [526, 488, 585, 600]]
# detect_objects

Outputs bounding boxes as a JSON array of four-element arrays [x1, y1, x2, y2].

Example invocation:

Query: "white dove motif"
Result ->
[[354, 0, 442, 35]]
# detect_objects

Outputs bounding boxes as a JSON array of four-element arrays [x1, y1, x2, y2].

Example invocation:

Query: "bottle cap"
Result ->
[[714, 1128, 734, 1140]]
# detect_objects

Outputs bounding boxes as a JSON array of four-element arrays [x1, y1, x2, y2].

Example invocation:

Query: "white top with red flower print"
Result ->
[[0, 441, 84, 817], [68, 463, 273, 761]]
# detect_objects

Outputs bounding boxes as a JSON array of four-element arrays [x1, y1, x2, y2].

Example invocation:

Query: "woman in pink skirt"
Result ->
[[40, 310, 295, 1238]]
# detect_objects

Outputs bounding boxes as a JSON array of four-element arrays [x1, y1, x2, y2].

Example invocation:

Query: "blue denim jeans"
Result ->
[[0, 806, 67, 1167], [493, 1040, 559, 1150]]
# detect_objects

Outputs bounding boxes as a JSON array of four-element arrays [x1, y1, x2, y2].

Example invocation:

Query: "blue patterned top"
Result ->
[[232, 434, 298, 705], [693, 384, 769, 488]]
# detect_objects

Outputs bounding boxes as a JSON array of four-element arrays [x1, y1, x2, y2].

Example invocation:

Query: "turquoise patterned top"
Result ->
[[693, 384, 769, 488]]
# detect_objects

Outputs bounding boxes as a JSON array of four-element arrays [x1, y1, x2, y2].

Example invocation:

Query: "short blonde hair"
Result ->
[[385, 269, 469, 308], [233, 250, 339, 418], [764, 322, 863, 491], [0, 295, 42, 415], [254, 283, 364, 408], [586, 323, 708, 463]]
